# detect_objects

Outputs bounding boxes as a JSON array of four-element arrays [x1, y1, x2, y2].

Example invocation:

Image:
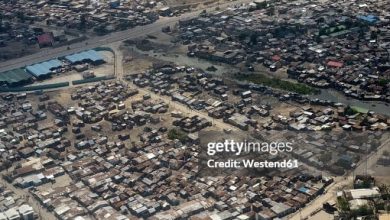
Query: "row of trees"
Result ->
[[337, 184, 390, 218]]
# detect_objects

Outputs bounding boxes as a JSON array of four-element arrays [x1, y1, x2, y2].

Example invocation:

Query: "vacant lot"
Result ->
[[0, 42, 40, 62]]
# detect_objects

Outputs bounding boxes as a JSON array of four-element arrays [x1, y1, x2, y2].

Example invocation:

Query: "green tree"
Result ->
[[337, 197, 350, 212], [344, 106, 358, 116], [379, 184, 389, 207], [352, 204, 373, 217], [168, 128, 187, 142]]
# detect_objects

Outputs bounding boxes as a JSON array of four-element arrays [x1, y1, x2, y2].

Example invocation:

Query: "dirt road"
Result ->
[[0, 172, 57, 220], [114, 39, 239, 132], [289, 137, 390, 220]]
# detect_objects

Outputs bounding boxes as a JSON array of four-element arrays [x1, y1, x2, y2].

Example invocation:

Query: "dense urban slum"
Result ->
[[0, 0, 162, 36], [0, 0, 201, 41], [0, 0, 389, 219], [0, 0, 173, 60], [127, 63, 389, 175], [0, 185, 36, 220], [0, 22, 60, 48], [0, 57, 387, 219], [176, 0, 390, 102], [0, 77, 345, 220]]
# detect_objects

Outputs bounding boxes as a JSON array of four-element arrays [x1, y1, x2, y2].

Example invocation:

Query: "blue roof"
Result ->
[[65, 50, 104, 64], [298, 187, 309, 193], [357, 15, 379, 23], [340, 154, 353, 162], [25, 59, 63, 77]]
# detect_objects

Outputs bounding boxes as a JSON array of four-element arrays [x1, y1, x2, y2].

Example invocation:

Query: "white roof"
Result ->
[[18, 204, 34, 214], [4, 208, 19, 219], [347, 187, 381, 199], [54, 205, 70, 215]]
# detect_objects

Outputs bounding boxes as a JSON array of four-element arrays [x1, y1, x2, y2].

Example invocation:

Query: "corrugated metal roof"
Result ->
[[65, 50, 104, 63], [357, 15, 379, 23], [298, 187, 309, 193], [25, 59, 63, 77], [0, 68, 32, 84]]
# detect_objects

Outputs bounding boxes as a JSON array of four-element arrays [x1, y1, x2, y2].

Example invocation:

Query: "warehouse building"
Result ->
[[25, 59, 63, 78], [65, 50, 104, 65], [0, 69, 33, 87]]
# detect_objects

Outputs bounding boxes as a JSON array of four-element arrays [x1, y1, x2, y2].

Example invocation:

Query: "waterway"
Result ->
[[312, 89, 389, 116], [134, 46, 390, 116]]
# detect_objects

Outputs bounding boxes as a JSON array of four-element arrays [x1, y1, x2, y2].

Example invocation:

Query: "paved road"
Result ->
[[0, 0, 252, 73], [0, 17, 180, 72]]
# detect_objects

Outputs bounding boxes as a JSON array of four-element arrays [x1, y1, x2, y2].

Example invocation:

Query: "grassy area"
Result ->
[[351, 105, 369, 114], [235, 73, 318, 95], [378, 79, 390, 86], [168, 128, 188, 142]]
